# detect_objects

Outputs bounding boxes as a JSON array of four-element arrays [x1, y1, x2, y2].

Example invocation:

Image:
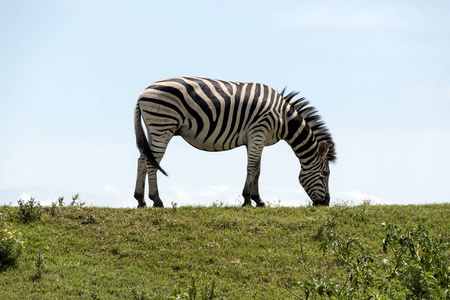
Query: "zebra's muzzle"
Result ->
[[312, 195, 330, 206]]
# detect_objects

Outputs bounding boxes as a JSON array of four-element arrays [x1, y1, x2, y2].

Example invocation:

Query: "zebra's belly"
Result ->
[[178, 126, 280, 151], [178, 126, 245, 152]]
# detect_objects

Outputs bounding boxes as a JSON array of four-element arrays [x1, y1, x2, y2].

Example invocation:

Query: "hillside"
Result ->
[[1, 202, 449, 299]]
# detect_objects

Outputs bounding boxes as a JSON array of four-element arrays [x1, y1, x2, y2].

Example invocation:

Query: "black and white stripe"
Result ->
[[134, 77, 336, 207]]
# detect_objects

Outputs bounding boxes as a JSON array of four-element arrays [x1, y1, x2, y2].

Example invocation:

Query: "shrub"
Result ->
[[16, 198, 42, 223], [382, 223, 450, 299], [0, 221, 25, 271]]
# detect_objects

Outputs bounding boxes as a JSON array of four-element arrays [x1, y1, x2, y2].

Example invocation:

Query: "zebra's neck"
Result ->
[[284, 113, 319, 166]]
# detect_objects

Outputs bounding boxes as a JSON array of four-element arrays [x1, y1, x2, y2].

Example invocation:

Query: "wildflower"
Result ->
[[0, 222, 24, 269]]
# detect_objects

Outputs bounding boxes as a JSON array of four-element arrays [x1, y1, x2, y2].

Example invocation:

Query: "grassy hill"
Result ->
[[1, 201, 449, 299]]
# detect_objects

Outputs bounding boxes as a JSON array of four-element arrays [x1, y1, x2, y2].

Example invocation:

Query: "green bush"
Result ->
[[0, 221, 25, 270], [16, 197, 42, 223], [382, 223, 450, 299], [297, 223, 450, 299]]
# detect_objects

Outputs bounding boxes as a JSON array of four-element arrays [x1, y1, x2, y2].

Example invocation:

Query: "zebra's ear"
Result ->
[[318, 141, 329, 158]]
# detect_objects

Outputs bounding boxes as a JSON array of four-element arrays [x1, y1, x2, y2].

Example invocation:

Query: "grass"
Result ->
[[0, 201, 449, 299]]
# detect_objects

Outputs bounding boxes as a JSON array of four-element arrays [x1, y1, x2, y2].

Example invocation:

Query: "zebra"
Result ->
[[134, 77, 336, 208]]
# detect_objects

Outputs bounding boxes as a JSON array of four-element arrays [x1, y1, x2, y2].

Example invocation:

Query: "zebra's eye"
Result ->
[[321, 171, 329, 177]]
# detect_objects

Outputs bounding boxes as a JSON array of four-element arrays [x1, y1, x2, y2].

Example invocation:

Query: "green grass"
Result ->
[[0, 202, 449, 299]]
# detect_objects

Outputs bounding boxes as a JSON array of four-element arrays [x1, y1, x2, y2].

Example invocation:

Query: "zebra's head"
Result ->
[[299, 141, 331, 206]]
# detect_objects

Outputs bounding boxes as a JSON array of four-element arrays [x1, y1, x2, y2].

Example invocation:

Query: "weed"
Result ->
[[82, 215, 97, 225], [313, 215, 336, 241], [131, 287, 148, 300], [170, 278, 221, 300], [49, 201, 58, 217], [267, 199, 284, 208], [16, 197, 42, 224], [46, 196, 65, 217], [212, 200, 225, 208], [90, 293, 103, 300], [70, 193, 85, 207], [57, 196, 65, 206], [0, 206, 14, 222], [31, 250, 45, 281]]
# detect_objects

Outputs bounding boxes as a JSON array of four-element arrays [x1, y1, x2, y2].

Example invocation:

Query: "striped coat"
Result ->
[[134, 77, 335, 207]]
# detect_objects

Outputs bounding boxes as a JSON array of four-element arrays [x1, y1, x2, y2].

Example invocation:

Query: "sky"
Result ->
[[1, 0, 449, 208]]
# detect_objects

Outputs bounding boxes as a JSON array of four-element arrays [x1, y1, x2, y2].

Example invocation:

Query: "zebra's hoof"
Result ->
[[256, 202, 266, 207], [137, 202, 147, 208], [153, 202, 164, 208]]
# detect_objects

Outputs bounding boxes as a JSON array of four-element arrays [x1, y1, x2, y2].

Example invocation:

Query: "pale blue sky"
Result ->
[[1, 0, 449, 207]]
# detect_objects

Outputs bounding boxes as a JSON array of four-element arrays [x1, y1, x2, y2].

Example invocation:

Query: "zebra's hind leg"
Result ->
[[134, 154, 148, 208], [146, 131, 174, 208], [147, 166, 164, 207], [134, 152, 165, 208]]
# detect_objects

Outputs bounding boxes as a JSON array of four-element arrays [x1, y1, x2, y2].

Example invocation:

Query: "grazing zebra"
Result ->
[[134, 77, 336, 208]]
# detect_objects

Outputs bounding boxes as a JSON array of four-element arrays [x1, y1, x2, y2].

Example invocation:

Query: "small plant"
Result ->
[[82, 215, 97, 225], [361, 198, 373, 206], [49, 201, 58, 217], [90, 293, 102, 300], [0, 206, 13, 222], [131, 287, 148, 300], [313, 215, 336, 241], [267, 199, 284, 208], [170, 278, 220, 300], [0, 221, 25, 271], [70, 194, 85, 207], [32, 250, 45, 281], [57, 196, 65, 207], [16, 197, 42, 224], [212, 200, 225, 208]]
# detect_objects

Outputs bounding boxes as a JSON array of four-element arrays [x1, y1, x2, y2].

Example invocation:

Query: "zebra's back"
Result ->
[[138, 77, 288, 151]]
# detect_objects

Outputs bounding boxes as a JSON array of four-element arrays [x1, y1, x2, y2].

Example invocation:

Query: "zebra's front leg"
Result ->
[[250, 169, 266, 207], [134, 154, 147, 208], [242, 141, 265, 207], [242, 167, 265, 207]]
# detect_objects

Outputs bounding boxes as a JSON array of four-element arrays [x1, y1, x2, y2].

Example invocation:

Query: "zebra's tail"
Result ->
[[134, 101, 168, 176]]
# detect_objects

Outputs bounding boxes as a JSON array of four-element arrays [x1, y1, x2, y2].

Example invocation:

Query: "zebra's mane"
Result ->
[[280, 89, 336, 162]]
